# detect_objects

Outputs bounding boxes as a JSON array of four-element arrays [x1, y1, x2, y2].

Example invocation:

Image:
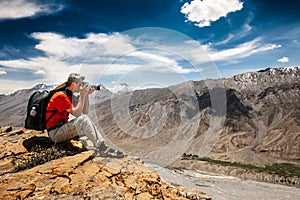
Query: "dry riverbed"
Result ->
[[149, 164, 300, 200]]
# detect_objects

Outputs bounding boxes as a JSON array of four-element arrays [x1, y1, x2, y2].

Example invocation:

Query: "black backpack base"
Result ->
[[25, 83, 67, 131], [25, 90, 52, 131]]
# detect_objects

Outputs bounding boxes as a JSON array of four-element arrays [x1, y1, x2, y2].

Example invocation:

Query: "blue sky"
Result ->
[[0, 0, 299, 94]]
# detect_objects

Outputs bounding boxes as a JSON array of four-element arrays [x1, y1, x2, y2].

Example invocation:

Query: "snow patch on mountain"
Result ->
[[111, 83, 132, 94]]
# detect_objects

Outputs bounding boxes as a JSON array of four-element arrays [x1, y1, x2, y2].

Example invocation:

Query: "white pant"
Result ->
[[48, 115, 104, 148]]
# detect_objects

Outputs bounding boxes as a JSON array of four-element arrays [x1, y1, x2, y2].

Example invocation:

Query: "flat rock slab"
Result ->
[[0, 126, 211, 199]]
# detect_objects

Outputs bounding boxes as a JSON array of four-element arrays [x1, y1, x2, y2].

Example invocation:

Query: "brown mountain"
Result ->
[[212, 67, 300, 166], [0, 84, 50, 128], [1, 67, 299, 167], [94, 67, 300, 167], [0, 84, 112, 128]]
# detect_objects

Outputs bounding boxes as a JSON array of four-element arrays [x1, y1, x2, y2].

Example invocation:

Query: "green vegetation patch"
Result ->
[[14, 145, 67, 172], [182, 154, 300, 178]]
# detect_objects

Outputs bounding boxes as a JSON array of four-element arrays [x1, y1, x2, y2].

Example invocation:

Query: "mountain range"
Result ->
[[94, 67, 300, 167], [0, 83, 117, 127], [0, 67, 299, 168]]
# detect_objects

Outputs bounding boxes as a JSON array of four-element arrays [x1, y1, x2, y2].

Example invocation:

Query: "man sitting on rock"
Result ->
[[46, 73, 121, 157]]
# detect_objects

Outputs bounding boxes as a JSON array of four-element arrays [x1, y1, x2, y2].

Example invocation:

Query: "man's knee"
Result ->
[[77, 114, 90, 121], [76, 114, 94, 126]]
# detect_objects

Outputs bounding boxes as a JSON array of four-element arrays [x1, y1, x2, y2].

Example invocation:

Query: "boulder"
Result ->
[[0, 126, 211, 199]]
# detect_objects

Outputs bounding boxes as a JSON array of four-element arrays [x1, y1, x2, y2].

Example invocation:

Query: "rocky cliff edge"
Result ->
[[0, 125, 210, 200]]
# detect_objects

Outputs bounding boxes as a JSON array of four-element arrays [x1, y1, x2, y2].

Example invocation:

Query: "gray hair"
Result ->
[[67, 73, 85, 86]]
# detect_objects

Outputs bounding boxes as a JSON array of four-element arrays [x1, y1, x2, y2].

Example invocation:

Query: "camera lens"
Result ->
[[91, 85, 100, 90]]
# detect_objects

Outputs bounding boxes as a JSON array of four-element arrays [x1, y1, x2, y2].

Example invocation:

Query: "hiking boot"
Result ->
[[94, 148, 125, 158], [98, 141, 108, 152]]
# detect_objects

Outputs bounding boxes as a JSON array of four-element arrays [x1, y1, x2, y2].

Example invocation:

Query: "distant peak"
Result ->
[[32, 83, 47, 90], [257, 66, 300, 73], [111, 83, 132, 94], [234, 66, 300, 80], [231, 66, 300, 91], [120, 83, 129, 86], [29, 83, 58, 92]]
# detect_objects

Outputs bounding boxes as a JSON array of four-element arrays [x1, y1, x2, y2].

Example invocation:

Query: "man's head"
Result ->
[[67, 73, 85, 92]]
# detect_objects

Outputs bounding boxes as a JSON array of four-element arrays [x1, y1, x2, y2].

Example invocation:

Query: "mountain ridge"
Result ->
[[0, 67, 299, 168], [94, 66, 300, 167]]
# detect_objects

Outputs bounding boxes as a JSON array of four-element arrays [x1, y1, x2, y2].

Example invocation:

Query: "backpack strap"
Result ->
[[45, 109, 58, 124]]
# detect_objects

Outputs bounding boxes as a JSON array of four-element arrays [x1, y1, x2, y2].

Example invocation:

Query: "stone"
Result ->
[[0, 126, 12, 134], [136, 192, 154, 200], [0, 126, 211, 199]]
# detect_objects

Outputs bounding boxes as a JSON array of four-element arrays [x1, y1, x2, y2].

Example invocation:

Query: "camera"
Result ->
[[82, 82, 101, 90]]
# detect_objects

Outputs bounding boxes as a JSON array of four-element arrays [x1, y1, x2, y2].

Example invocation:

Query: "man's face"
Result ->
[[73, 79, 83, 92]]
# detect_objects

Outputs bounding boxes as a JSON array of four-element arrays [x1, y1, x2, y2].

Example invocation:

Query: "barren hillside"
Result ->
[[95, 67, 300, 167], [1, 67, 299, 167]]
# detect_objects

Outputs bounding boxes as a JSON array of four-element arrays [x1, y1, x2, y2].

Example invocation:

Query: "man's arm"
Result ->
[[82, 87, 95, 114], [67, 85, 90, 117], [83, 95, 89, 114], [67, 94, 85, 117]]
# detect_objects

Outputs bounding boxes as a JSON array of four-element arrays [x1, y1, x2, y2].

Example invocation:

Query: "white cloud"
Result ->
[[181, 0, 243, 27], [213, 13, 254, 46], [0, 0, 63, 20], [129, 51, 195, 73], [0, 70, 7, 75], [213, 24, 253, 46], [32, 32, 88, 58], [34, 70, 46, 75], [158, 37, 281, 67], [0, 29, 283, 92], [0, 32, 283, 77], [0, 56, 83, 85], [204, 38, 281, 62], [214, 34, 234, 46], [0, 31, 197, 88], [277, 57, 289, 63], [31, 32, 135, 58], [0, 79, 41, 94]]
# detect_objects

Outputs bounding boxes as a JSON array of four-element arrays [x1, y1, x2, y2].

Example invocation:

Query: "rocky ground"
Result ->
[[0, 125, 210, 200], [1, 67, 300, 199]]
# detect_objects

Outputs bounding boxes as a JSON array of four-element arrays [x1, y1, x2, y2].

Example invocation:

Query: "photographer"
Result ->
[[46, 73, 111, 156]]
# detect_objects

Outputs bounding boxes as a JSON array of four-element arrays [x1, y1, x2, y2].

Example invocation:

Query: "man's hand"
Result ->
[[79, 84, 90, 96], [71, 84, 90, 117], [88, 87, 95, 95]]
